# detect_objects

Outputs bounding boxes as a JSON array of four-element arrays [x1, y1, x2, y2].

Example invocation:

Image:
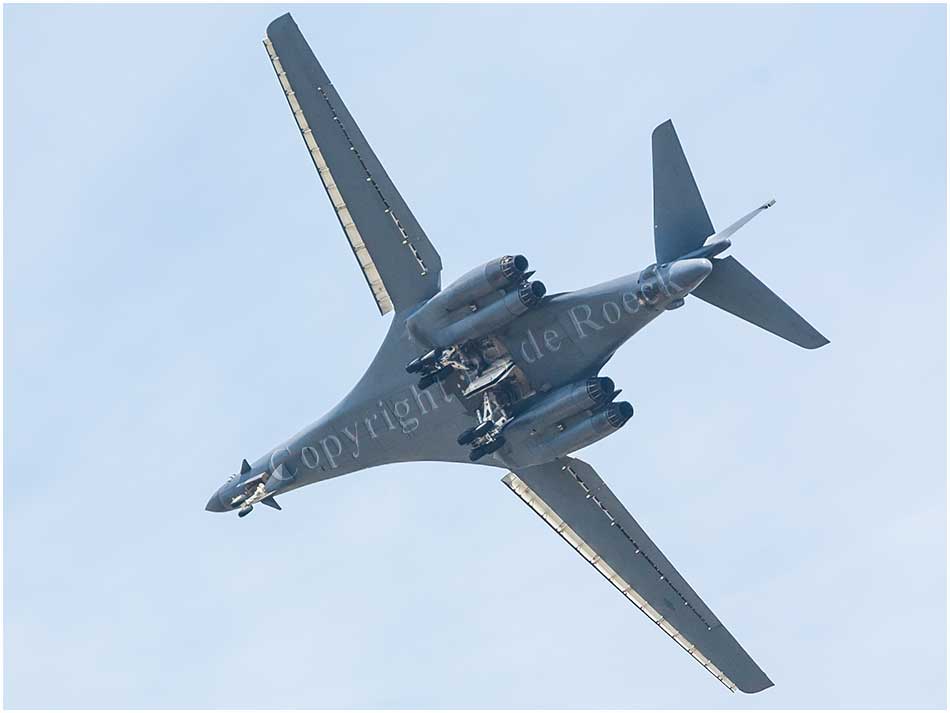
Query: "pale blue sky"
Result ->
[[4, 3, 946, 708]]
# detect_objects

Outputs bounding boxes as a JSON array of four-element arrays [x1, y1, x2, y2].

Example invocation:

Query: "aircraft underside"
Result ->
[[206, 12, 829, 695]]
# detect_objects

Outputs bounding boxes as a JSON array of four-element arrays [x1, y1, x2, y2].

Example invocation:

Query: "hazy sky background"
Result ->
[[4, 4, 946, 709]]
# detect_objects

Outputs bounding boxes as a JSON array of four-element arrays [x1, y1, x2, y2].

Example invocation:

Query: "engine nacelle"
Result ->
[[439, 254, 529, 312], [407, 255, 531, 346], [504, 377, 615, 440], [506, 401, 634, 467], [432, 280, 546, 346], [410, 277, 545, 347]]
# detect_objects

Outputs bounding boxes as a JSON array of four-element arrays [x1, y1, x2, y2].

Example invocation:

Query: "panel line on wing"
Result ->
[[560, 462, 714, 630], [264, 37, 394, 314], [313, 85, 430, 278], [502, 471, 738, 692]]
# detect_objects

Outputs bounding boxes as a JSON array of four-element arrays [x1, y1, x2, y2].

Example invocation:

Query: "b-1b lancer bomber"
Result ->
[[206, 13, 829, 694]]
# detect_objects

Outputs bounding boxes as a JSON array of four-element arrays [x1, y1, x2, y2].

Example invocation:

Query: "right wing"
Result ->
[[264, 14, 442, 315], [503, 456, 773, 694]]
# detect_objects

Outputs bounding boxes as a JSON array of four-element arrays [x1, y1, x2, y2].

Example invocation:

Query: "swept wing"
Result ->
[[503, 456, 773, 693], [264, 14, 442, 314]]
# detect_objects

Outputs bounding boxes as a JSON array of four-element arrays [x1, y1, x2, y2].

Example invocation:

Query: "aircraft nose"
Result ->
[[666, 258, 713, 294], [205, 490, 227, 513]]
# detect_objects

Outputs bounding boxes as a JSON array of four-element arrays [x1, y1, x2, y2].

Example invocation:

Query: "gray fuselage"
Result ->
[[207, 259, 710, 511]]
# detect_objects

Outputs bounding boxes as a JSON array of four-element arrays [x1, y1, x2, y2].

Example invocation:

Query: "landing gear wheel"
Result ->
[[469, 436, 506, 462], [406, 347, 445, 374], [418, 365, 452, 391], [457, 420, 494, 446], [238, 505, 254, 518]]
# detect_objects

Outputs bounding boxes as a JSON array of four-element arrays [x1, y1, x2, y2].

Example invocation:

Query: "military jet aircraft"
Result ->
[[206, 13, 829, 694]]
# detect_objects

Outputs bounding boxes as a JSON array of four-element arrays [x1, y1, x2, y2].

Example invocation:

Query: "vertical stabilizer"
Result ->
[[652, 120, 714, 264]]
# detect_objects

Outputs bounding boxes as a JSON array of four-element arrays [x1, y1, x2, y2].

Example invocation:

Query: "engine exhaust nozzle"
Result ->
[[586, 376, 615, 404], [605, 401, 634, 428], [518, 280, 546, 308], [501, 254, 529, 282]]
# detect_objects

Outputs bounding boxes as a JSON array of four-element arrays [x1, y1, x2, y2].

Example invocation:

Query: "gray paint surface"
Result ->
[[4, 4, 944, 709], [202, 13, 837, 694]]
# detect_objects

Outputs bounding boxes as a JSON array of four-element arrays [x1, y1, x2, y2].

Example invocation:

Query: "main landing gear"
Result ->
[[458, 417, 507, 460], [461, 388, 513, 461], [407, 339, 522, 462], [457, 419, 494, 445], [468, 436, 506, 461]]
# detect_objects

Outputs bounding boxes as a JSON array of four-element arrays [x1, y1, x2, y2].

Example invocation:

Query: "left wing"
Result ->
[[502, 457, 773, 693], [264, 13, 442, 315]]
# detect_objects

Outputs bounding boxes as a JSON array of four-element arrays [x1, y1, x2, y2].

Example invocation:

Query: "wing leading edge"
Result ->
[[503, 457, 773, 694], [264, 13, 442, 315]]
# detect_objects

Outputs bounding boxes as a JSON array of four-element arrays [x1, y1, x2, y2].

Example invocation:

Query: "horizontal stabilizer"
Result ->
[[692, 257, 829, 349], [705, 199, 775, 244]]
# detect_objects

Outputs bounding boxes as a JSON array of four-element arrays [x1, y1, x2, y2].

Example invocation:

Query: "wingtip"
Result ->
[[652, 118, 675, 138], [265, 12, 295, 38], [739, 683, 775, 694], [737, 675, 775, 694], [801, 334, 831, 349]]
